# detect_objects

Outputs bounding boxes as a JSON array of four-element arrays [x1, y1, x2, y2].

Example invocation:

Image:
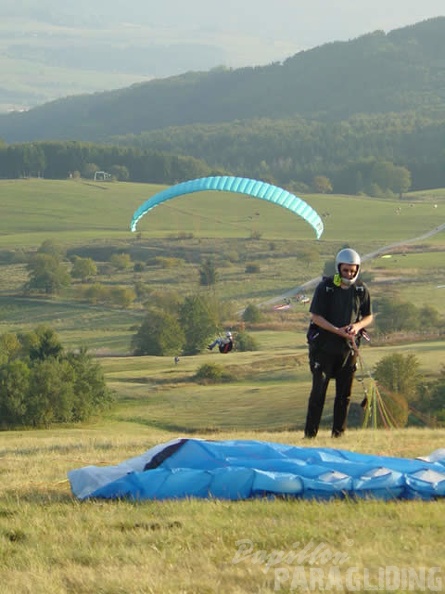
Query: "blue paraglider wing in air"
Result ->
[[130, 176, 324, 239]]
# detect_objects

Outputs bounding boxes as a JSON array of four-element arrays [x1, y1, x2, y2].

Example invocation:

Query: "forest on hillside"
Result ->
[[1, 18, 445, 192], [2, 18, 445, 142], [112, 112, 445, 192], [0, 114, 442, 195]]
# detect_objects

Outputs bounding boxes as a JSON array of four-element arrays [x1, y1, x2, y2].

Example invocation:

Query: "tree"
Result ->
[[193, 363, 234, 384], [109, 287, 136, 308], [242, 303, 263, 323], [37, 239, 66, 259], [427, 366, 445, 422], [25, 253, 71, 295], [418, 305, 443, 330], [312, 175, 333, 193], [322, 258, 336, 277], [0, 328, 112, 428], [235, 330, 259, 352], [132, 308, 184, 356], [373, 353, 422, 402], [0, 360, 30, 427], [26, 325, 64, 361], [82, 283, 109, 304], [142, 290, 183, 314], [179, 295, 217, 355], [0, 333, 22, 365], [66, 347, 113, 421], [26, 358, 75, 426], [199, 258, 218, 287], [110, 253, 132, 271], [374, 296, 420, 333], [81, 163, 100, 179], [71, 256, 98, 282], [109, 164, 130, 181], [298, 245, 320, 268], [245, 263, 261, 274], [392, 165, 412, 198]]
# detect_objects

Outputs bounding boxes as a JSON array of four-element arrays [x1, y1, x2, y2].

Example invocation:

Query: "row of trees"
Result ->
[[373, 296, 443, 334], [24, 240, 139, 308], [23, 241, 445, 336], [21, 241, 257, 356], [132, 290, 260, 356], [24, 241, 223, 306], [115, 112, 445, 193], [0, 140, 213, 183], [0, 130, 421, 196], [320, 253, 444, 334], [0, 326, 112, 428]]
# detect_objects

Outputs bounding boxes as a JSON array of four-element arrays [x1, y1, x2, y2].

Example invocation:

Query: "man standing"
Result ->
[[304, 248, 373, 438]]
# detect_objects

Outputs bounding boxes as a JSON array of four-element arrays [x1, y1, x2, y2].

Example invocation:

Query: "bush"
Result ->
[[245, 263, 261, 274], [242, 304, 263, 323], [110, 253, 132, 270], [0, 331, 113, 429], [179, 294, 218, 355], [235, 330, 260, 352], [194, 363, 234, 384], [132, 309, 184, 356], [373, 353, 421, 401]]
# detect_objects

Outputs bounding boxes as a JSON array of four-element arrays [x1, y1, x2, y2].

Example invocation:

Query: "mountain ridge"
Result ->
[[1, 17, 445, 144]]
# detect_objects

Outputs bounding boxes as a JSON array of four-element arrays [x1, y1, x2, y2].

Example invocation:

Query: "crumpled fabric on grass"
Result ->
[[68, 438, 445, 502]]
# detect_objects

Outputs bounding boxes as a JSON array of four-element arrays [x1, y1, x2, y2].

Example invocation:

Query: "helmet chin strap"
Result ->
[[340, 276, 357, 286]]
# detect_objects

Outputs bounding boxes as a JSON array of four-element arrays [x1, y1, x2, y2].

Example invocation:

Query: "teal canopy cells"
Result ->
[[130, 176, 324, 239]]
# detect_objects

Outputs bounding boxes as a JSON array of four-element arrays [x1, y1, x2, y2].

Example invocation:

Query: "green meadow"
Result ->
[[0, 178, 444, 593], [1, 427, 445, 594]]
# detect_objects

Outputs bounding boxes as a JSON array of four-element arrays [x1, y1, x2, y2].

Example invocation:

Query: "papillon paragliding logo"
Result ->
[[130, 176, 324, 239]]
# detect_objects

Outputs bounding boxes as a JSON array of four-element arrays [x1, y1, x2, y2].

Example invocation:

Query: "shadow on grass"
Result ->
[[116, 417, 221, 434], [117, 416, 303, 434]]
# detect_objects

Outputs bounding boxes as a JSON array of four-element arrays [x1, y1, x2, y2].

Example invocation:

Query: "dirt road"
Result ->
[[262, 221, 445, 307]]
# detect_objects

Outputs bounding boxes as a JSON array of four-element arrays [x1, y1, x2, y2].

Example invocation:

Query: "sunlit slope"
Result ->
[[1, 179, 443, 247]]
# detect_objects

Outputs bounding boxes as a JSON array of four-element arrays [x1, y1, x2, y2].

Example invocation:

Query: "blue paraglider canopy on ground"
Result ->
[[68, 438, 445, 502]]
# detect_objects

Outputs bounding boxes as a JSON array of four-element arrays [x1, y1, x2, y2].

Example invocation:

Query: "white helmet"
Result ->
[[335, 248, 360, 285], [226, 331, 232, 339]]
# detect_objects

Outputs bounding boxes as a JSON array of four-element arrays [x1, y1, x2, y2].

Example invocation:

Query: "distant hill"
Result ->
[[0, 1, 228, 114], [0, 0, 297, 114], [1, 17, 445, 144]]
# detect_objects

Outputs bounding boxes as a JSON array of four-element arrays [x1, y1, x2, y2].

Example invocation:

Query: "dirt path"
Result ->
[[261, 221, 445, 307]]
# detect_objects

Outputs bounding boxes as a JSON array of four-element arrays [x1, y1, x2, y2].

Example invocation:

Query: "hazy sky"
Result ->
[[139, 0, 445, 66]]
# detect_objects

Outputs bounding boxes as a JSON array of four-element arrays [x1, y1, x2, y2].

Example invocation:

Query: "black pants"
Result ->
[[304, 347, 357, 438]]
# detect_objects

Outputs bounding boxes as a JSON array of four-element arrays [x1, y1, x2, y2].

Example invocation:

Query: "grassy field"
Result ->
[[1, 178, 444, 245], [0, 177, 444, 419], [0, 179, 444, 592], [0, 178, 444, 308], [1, 426, 445, 593]]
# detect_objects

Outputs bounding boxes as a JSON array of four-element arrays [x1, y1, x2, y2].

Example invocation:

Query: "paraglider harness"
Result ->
[[306, 276, 369, 351], [219, 340, 233, 354]]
